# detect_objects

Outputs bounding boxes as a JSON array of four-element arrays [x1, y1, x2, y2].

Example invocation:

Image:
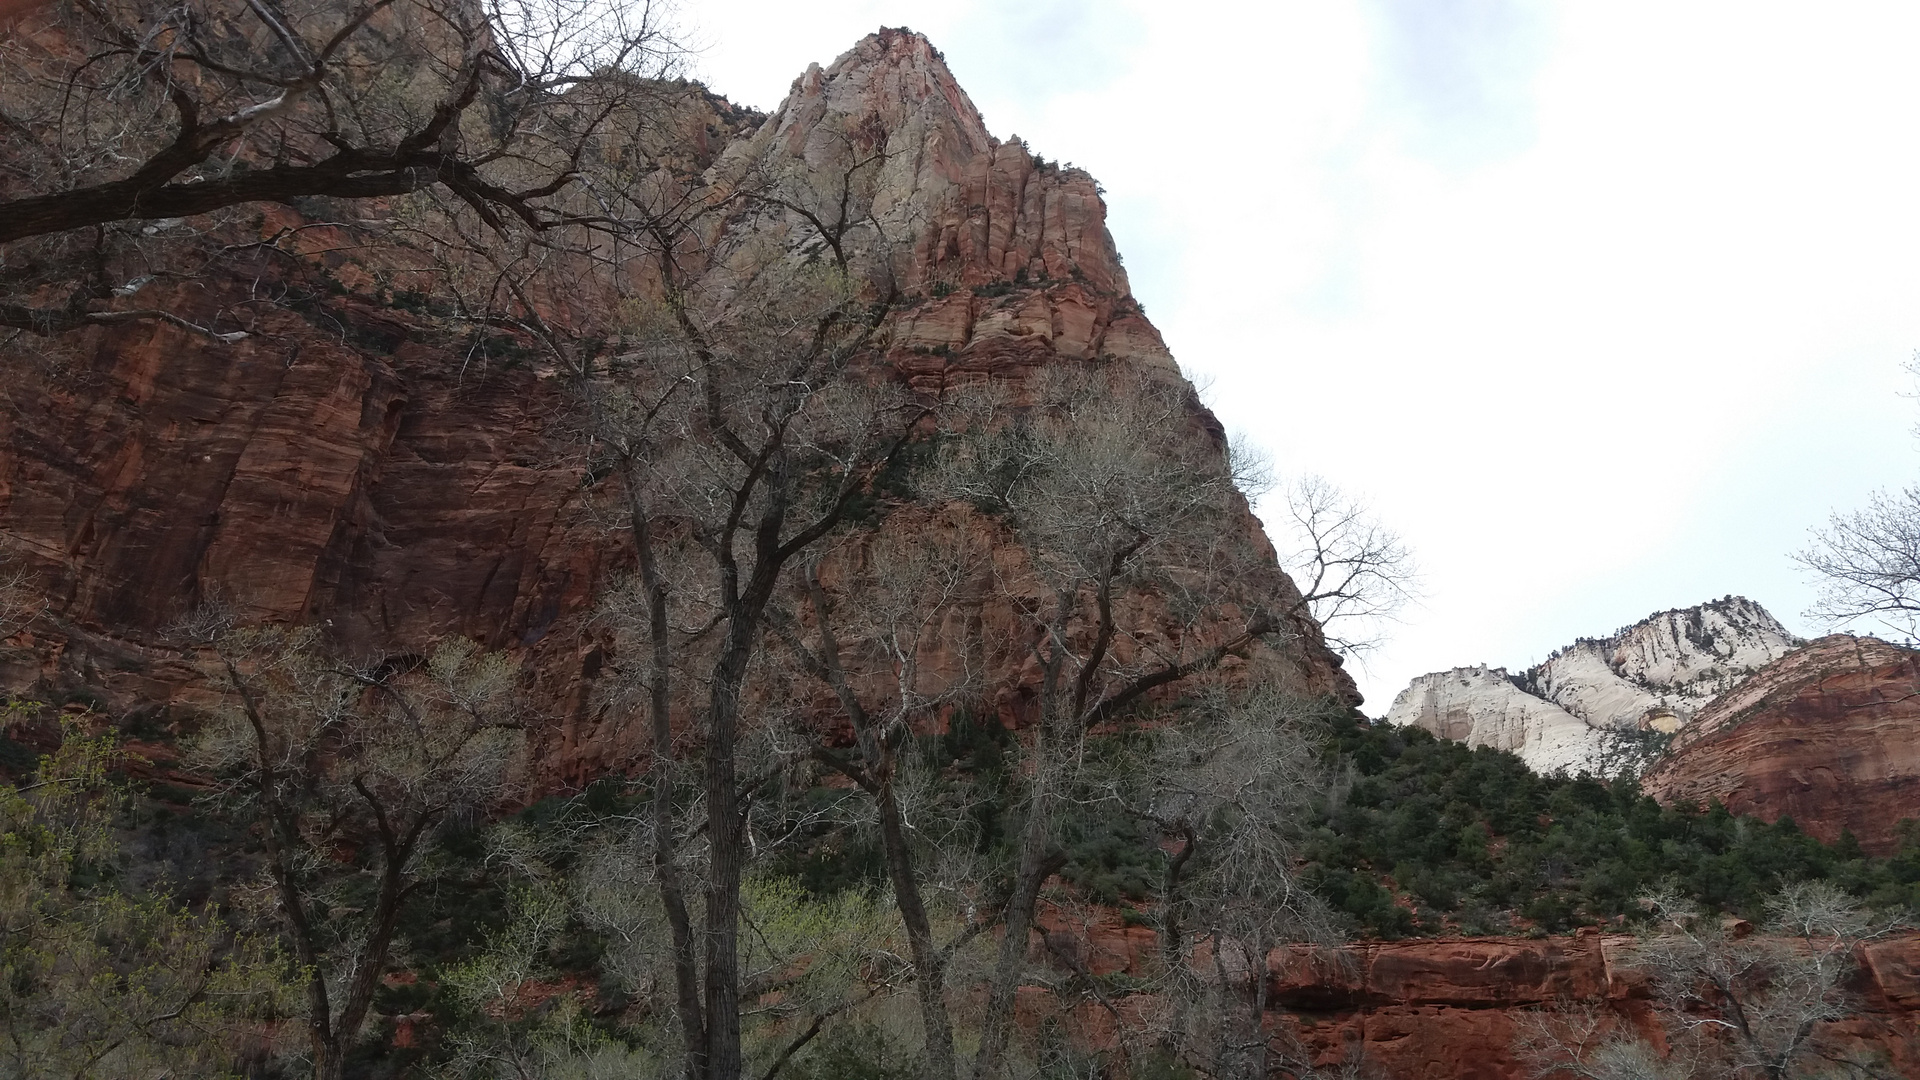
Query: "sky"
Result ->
[[681, 0, 1920, 709]]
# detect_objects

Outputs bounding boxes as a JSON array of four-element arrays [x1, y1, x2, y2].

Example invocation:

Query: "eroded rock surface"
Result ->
[[1387, 597, 1801, 775], [0, 29, 1356, 785], [1641, 634, 1920, 854], [1019, 912, 1920, 1080], [1381, 665, 1598, 776]]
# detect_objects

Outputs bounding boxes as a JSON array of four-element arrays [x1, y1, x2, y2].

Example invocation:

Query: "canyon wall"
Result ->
[[0, 29, 1356, 785], [1642, 634, 1920, 855]]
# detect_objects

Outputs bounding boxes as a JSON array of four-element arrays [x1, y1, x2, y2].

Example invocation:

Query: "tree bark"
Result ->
[[970, 760, 1067, 1080], [626, 473, 708, 1080]]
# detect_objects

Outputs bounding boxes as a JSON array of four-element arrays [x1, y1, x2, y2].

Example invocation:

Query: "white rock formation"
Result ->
[[1529, 597, 1803, 731], [1386, 597, 1804, 776], [1387, 666, 1605, 776]]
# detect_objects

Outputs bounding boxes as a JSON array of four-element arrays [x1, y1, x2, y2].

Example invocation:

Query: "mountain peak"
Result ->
[[766, 26, 991, 165], [1387, 597, 1805, 776]]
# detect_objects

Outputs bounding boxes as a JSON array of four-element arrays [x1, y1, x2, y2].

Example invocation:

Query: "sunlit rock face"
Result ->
[[1386, 598, 1802, 776], [1383, 666, 1602, 776], [1527, 597, 1804, 730]]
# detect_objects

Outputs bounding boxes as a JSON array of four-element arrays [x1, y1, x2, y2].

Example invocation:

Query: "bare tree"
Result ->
[[933, 368, 1306, 1080], [548, 123, 931, 1079], [1143, 690, 1337, 1080], [1525, 882, 1908, 1080], [773, 519, 993, 1080], [0, 558, 45, 641], [1796, 485, 1920, 641], [0, 0, 680, 338], [1275, 474, 1417, 660], [1515, 1006, 1694, 1080], [188, 624, 527, 1080]]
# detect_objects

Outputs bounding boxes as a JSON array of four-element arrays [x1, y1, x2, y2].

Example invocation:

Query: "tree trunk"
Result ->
[[876, 778, 958, 1080], [970, 753, 1066, 1080], [627, 480, 706, 1079], [323, 821, 422, 1080], [703, 619, 755, 1080]]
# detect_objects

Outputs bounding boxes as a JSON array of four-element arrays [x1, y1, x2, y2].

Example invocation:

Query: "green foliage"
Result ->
[[783, 1021, 918, 1080], [0, 724, 297, 1078], [1302, 712, 1920, 937], [1059, 804, 1160, 904]]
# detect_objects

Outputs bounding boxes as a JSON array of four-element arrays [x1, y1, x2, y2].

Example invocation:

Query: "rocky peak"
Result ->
[[711, 28, 1131, 306], [0, 30, 1357, 786], [1387, 597, 1803, 776], [1523, 596, 1804, 732]]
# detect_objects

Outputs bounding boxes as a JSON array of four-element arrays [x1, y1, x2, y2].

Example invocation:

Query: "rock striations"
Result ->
[[0, 29, 1356, 785], [1642, 634, 1920, 854], [1387, 598, 1803, 775]]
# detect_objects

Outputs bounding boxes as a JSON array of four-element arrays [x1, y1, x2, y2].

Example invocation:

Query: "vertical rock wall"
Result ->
[[0, 29, 1357, 785]]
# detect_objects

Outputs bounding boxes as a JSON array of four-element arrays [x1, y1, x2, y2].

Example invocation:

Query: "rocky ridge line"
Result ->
[[1386, 597, 1802, 775]]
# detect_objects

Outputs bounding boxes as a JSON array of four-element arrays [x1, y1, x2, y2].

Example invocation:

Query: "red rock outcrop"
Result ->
[[1016, 915, 1920, 1079], [0, 29, 1356, 784], [1641, 635, 1920, 854]]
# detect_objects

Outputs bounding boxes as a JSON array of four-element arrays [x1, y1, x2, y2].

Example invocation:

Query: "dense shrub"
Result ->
[[1302, 711, 1920, 937]]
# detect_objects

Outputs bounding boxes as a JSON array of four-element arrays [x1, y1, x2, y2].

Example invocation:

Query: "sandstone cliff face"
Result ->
[[0, 29, 1356, 782], [1641, 634, 1920, 855], [1387, 598, 1800, 775], [1382, 665, 1599, 776], [1024, 904, 1920, 1080]]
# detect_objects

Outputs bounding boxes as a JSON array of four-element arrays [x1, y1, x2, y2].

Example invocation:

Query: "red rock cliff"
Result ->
[[0, 29, 1357, 783], [1023, 906, 1920, 1079], [1641, 635, 1920, 855]]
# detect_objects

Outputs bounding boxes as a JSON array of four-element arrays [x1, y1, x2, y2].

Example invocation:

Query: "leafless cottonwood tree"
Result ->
[[0, 0, 679, 338], [1144, 691, 1336, 1080], [1793, 356, 1920, 643], [1796, 484, 1920, 641], [1524, 882, 1908, 1080], [549, 135, 932, 1079], [1275, 474, 1417, 660], [188, 625, 527, 1080], [772, 519, 994, 1080], [933, 368, 1306, 1080]]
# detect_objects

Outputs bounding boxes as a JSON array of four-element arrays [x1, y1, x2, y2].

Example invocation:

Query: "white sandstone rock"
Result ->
[[1385, 666, 1606, 776], [1387, 597, 1803, 776]]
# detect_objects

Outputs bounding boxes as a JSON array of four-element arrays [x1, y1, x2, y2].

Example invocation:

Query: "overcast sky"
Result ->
[[684, 1, 1920, 709]]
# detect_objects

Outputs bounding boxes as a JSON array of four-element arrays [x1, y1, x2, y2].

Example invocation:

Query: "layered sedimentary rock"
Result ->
[[0, 29, 1356, 783], [1641, 634, 1920, 854], [1387, 598, 1801, 775], [1026, 904, 1920, 1080], [1530, 597, 1803, 729], [1380, 665, 1599, 776]]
